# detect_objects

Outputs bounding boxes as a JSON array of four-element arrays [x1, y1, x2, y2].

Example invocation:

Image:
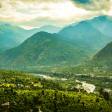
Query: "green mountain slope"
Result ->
[[0, 32, 90, 69], [1, 15, 112, 70], [93, 42, 112, 68]]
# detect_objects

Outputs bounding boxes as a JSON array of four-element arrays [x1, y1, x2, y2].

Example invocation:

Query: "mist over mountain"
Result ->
[[30, 25, 61, 34], [0, 23, 61, 52], [0, 23, 34, 52], [59, 15, 112, 53]]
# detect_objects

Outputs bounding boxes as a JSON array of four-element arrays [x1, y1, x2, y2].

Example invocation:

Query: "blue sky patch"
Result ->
[[72, 0, 91, 4]]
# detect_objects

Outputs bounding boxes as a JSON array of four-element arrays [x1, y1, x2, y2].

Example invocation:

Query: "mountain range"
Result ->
[[59, 16, 112, 53], [0, 23, 61, 52], [0, 32, 89, 69], [1, 15, 112, 70]]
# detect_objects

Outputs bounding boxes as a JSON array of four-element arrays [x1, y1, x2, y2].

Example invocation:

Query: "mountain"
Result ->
[[87, 16, 112, 37], [1, 15, 112, 53], [1, 15, 112, 70], [59, 15, 112, 54], [88, 41, 112, 71], [0, 23, 35, 52], [92, 42, 112, 68], [0, 23, 61, 52], [0, 32, 90, 70]]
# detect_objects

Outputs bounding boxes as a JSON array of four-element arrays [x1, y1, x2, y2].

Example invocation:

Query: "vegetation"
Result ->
[[0, 31, 91, 72], [0, 70, 111, 112], [0, 15, 112, 112]]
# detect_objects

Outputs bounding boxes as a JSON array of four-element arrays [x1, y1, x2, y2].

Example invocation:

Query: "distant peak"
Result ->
[[33, 31, 51, 37], [37, 31, 50, 34], [93, 15, 112, 21]]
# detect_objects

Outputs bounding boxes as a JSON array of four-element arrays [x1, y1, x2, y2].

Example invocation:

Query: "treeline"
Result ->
[[0, 89, 111, 112]]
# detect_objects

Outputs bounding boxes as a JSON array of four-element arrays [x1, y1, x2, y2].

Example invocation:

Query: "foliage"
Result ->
[[0, 70, 111, 112]]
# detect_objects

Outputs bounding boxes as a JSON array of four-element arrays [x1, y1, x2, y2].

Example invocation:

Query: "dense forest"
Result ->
[[0, 70, 111, 112]]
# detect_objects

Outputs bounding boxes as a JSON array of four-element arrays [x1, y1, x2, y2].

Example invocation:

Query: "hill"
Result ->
[[92, 42, 112, 69], [0, 32, 90, 70]]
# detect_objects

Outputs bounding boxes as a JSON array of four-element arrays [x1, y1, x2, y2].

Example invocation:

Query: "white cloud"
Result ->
[[0, 0, 111, 27]]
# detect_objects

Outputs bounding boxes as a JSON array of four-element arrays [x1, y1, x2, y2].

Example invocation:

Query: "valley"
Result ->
[[0, 15, 112, 111], [30, 70, 112, 92]]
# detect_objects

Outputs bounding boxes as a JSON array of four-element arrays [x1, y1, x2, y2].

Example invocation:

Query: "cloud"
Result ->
[[0, 0, 111, 28], [71, 0, 111, 12], [0, 0, 94, 27]]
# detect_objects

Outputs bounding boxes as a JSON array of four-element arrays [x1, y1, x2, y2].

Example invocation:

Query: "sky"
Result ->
[[0, 0, 112, 29]]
